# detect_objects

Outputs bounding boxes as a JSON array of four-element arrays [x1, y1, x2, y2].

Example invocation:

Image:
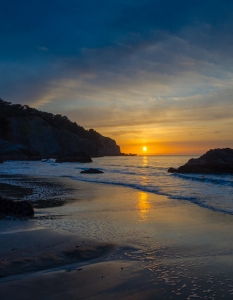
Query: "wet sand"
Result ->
[[1, 175, 233, 299]]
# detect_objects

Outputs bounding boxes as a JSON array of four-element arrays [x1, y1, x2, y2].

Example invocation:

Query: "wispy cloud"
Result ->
[[1, 0, 233, 153], [38, 46, 49, 51]]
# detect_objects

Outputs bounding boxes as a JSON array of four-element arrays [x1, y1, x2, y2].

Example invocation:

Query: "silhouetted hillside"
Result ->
[[0, 99, 121, 159]]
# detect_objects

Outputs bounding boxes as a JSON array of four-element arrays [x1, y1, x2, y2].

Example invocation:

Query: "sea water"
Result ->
[[0, 155, 232, 215]]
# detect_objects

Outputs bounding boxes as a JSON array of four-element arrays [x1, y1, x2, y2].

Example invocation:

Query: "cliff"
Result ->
[[0, 99, 121, 159]]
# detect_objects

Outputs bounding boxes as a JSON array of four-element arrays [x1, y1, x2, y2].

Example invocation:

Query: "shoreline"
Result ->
[[1, 175, 233, 299], [1, 157, 232, 217], [0, 175, 117, 279]]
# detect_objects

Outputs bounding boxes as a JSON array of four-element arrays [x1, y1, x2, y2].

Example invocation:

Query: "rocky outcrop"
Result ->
[[0, 139, 41, 160], [0, 196, 34, 216], [56, 152, 92, 163], [0, 99, 121, 159], [167, 167, 177, 173], [80, 168, 104, 174], [168, 148, 233, 174]]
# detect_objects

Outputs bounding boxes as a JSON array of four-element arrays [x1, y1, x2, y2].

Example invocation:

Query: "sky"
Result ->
[[1, 0, 233, 155]]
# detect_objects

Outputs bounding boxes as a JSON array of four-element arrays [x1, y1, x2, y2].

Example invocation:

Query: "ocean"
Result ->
[[0, 156, 232, 215]]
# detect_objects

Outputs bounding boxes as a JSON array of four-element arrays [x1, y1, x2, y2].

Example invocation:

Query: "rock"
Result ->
[[168, 148, 233, 174], [0, 197, 34, 216], [0, 139, 28, 160], [0, 159, 3, 163], [80, 168, 104, 174], [56, 152, 92, 163], [21, 148, 42, 161], [0, 139, 42, 161], [168, 167, 177, 173]]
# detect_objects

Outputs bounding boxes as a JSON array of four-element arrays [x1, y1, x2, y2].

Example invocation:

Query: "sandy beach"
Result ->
[[1, 175, 233, 299], [2, 0, 233, 298]]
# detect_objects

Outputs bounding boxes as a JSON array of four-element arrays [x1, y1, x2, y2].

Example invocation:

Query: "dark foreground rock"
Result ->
[[168, 148, 233, 174], [0, 196, 34, 216], [56, 152, 92, 163], [80, 168, 104, 174]]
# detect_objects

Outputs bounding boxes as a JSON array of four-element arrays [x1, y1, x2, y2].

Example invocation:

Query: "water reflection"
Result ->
[[142, 155, 148, 167], [141, 156, 149, 186], [137, 191, 151, 221]]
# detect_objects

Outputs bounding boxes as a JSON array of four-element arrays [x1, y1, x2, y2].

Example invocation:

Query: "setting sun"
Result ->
[[143, 146, 147, 152]]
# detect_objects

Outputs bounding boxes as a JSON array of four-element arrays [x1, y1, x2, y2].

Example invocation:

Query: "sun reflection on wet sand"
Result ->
[[137, 191, 151, 221]]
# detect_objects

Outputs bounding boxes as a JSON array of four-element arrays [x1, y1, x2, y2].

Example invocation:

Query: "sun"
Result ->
[[142, 146, 147, 152]]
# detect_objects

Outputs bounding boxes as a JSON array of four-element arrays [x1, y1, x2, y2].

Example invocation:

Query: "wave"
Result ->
[[99, 163, 166, 170], [70, 175, 161, 194], [77, 167, 138, 176], [68, 175, 233, 216], [77, 166, 166, 176], [168, 194, 233, 216], [2, 159, 233, 217], [172, 173, 233, 187]]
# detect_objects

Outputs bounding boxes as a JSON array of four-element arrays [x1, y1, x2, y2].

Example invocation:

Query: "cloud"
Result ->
[[1, 0, 233, 152], [38, 47, 49, 51]]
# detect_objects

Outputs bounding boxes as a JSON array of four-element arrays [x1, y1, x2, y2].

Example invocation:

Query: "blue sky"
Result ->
[[1, 0, 233, 154]]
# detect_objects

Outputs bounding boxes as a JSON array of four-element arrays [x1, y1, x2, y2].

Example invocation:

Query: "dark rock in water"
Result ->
[[80, 168, 104, 174], [168, 148, 233, 174], [0, 159, 3, 163], [168, 167, 177, 173], [56, 152, 92, 163], [0, 196, 34, 216]]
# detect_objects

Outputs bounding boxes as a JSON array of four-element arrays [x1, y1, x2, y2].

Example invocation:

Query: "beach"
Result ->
[[2, 0, 233, 298], [1, 173, 233, 299]]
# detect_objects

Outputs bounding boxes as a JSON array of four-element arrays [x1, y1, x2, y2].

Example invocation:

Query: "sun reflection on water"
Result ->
[[142, 155, 148, 167], [137, 191, 151, 221], [140, 155, 149, 186]]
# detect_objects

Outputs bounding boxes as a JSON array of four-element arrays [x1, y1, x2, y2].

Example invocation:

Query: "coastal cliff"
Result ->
[[0, 99, 121, 159]]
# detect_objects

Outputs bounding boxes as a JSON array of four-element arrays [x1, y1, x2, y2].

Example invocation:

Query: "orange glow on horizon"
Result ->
[[119, 141, 230, 156], [97, 122, 233, 156]]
